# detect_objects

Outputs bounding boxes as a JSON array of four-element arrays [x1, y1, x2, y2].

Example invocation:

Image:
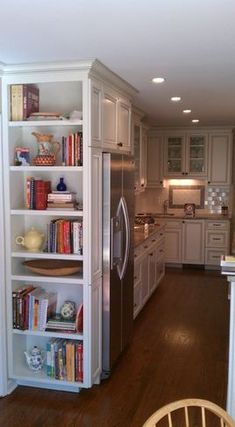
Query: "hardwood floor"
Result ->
[[0, 268, 230, 427]]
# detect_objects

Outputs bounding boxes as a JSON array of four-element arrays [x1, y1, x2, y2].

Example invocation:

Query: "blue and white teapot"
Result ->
[[24, 346, 45, 372]]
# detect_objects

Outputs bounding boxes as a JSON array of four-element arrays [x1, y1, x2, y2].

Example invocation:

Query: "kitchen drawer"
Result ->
[[205, 248, 228, 265], [206, 220, 229, 231], [206, 230, 229, 248], [157, 241, 165, 259], [165, 220, 183, 229], [133, 281, 142, 319]]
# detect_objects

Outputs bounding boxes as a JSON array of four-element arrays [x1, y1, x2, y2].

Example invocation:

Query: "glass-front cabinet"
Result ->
[[164, 133, 208, 177], [187, 135, 207, 175]]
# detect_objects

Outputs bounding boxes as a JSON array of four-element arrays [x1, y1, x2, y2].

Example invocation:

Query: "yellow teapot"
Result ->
[[16, 227, 44, 252]]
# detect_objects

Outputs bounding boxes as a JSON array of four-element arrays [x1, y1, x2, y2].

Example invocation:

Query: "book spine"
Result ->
[[46, 341, 52, 377], [12, 291, 17, 328], [62, 137, 65, 166], [63, 220, 71, 254], [16, 85, 23, 121], [76, 133, 81, 166], [79, 132, 83, 166], [77, 341, 83, 382], [25, 177, 31, 209], [29, 178, 35, 209], [35, 180, 46, 210], [11, 85, 19, 121]]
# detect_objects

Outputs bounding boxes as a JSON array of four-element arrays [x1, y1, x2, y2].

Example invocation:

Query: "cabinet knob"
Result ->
[[117, 142, 123, 147], [182, 220, 185, 223], [182, 172, 185, 175], [185, 172, 188, 175], [141, 184, 144, 187], [149, 252, 153, 256], [160, 181, 163, 184], [144, 245, 148, 249], [208, 181, 211, 184]]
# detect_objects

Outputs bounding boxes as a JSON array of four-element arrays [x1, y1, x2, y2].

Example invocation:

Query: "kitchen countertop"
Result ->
[[150, 213, 231, 220], [134, 223, 165, 247]]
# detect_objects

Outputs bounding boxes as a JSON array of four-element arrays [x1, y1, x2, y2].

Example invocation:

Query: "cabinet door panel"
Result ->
[[165, 228, 182, 263], [209, 134, 231, 185], [118, 99, 131, 149], [147, 135, 163, 187], [141, 255, 149, 304], [148, 248, 157, 294], [103, 90, 117, 145], [91, 81, 102, 146], [164, 136, 185, 176], [182, 220, 205, 264], [186, 134, 208, 176]]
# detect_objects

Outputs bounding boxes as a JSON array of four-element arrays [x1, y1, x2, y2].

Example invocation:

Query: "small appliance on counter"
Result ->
[[135, 213, 155, 225], [184, 203, 196, 217]]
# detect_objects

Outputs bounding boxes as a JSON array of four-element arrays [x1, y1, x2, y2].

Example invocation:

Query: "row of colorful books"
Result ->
[[61, 133, 83, 166], [46, 219, 83, 254], [46, 339, 83, 382], [11, 84, 39, 121], [12, 285, 57, 331], [26, 177, 51, 210]]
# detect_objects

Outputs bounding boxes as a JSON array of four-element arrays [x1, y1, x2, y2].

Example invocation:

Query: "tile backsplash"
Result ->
[[135, 180, 232, 215]]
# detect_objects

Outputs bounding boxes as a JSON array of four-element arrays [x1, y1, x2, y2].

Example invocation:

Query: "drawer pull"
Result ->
[[213, 224, 221, 227], [149, 253, 153, 256], [213, 238, 221, 241], [144, 245, 148, 249], [212, 255, 220, 259], [134, 276, 137, 280], [159, 249, 163, 253], [134, 254, 137, 258], [152, 239, 156, 242]]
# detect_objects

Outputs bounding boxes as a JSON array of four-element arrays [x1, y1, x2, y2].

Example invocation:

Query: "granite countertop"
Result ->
[[152, 213, 231, 220], [134, 223, 164, 247]]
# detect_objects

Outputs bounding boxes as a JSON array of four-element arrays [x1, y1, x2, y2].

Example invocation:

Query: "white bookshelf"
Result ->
[[1, 59, 135, 395]]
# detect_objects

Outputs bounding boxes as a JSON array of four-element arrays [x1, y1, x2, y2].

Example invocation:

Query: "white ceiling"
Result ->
[[1, 0, 235, 127]]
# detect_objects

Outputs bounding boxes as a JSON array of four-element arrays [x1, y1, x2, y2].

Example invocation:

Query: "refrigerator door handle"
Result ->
[[117, 196, 130, 280]]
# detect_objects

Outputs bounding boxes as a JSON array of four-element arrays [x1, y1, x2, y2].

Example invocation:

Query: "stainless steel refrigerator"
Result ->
[[102, 152, 134, 376]]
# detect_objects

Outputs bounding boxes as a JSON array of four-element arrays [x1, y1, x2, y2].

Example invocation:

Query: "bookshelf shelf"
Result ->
[[9, 119, 83, 127], [11, 209, 83, 217], [11, 274, 84, 285], [13, 329, 83, 340], [10, 166, 83, 172], [13, 367, 83, 391], [11, 252, 83, 260]]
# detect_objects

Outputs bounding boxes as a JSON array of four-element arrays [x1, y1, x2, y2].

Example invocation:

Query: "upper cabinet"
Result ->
[[208, 132, 232, 185], [102, 86, 132, 153], [146, 133, 163, 188], [132, 108, 146, 192], [164, 133, 208, 178]]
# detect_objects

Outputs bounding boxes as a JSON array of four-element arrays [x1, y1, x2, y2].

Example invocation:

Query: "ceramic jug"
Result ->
[[16, 227, 44, 252], [24, 346, 45, 371]]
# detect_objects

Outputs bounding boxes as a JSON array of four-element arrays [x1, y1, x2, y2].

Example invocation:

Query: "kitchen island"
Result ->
[[133, 223, 165, 318]]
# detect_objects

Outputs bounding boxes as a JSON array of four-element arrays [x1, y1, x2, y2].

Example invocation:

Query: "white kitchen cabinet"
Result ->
[[182, 220, 205, 264], [164, 220, 183, 264], [102, 87, 133, 153], [205, 220, 230, 267], [164, 133, 208, 178], [208, 133, 232, 185], [134, 227, 165, 318], [146, 133, 163, 187], [133, 109, 146, 192]]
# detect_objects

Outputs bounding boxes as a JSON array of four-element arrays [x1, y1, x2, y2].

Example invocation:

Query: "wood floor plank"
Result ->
[[0, 268, 229, 427]]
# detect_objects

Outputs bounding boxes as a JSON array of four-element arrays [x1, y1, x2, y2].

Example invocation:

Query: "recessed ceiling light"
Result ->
[[183, 109, 191, 114], [171, 96, 181, 102], [152, 77, 165, 84], [192, 119, 199, 123]]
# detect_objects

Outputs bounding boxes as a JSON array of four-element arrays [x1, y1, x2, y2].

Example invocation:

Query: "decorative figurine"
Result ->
[[60, 301, 76, 320], [24, 346, 45, 372], [32, 132, 60, 166]]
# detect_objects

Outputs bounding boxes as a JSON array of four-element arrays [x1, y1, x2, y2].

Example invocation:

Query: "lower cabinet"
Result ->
[[134, 229, 165, 318], [182, 220, 205, 264], [163, 218, 230, 267]]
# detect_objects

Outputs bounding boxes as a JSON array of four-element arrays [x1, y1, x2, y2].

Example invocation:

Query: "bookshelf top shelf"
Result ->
[[9, 120, 83, 127], [11, 209, 83, 217], [10, 166, 83, 172]]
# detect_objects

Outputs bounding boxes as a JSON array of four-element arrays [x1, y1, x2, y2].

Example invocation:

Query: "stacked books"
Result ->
[[12, 286, 57, 331], [11, 84, 39, 121], [46, 219, 83, 254], [26, 177, 51, 210], [46, 304, 83, 333], [46, 339, 83, 382], [61, 132, 83, 166], [47, 191, 77, 211], [27, 112, 65, 121]]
